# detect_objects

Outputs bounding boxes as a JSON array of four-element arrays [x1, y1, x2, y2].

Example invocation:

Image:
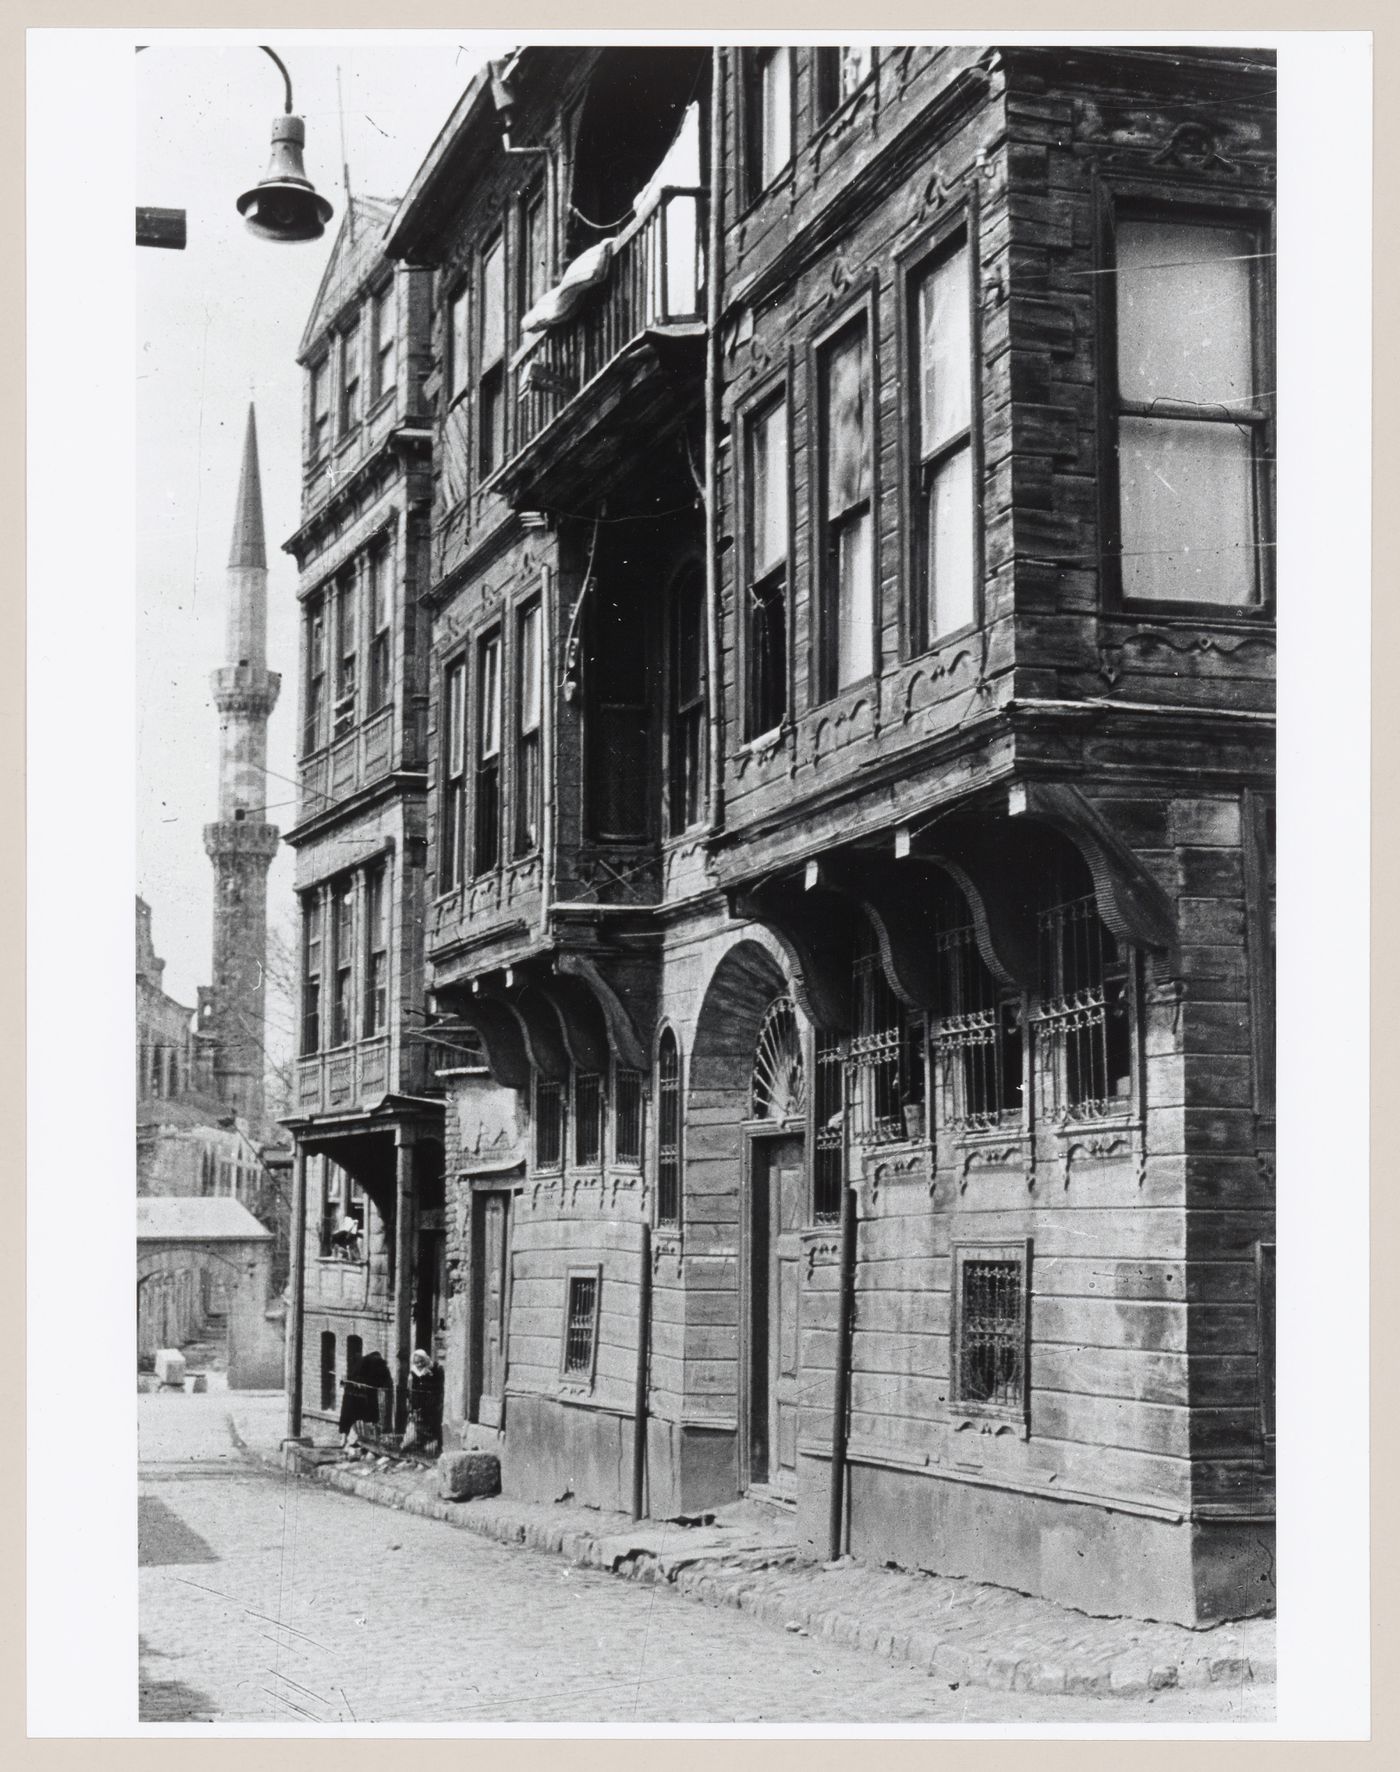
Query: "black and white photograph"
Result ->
[[24, 23, 1374, 1740]]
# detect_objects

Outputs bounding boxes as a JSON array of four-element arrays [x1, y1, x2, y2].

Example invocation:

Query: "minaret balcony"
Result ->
[[498, 185, 707, 511]]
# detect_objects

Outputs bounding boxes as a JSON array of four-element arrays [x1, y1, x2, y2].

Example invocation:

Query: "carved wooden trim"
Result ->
[[556, 952, 650, 1072]]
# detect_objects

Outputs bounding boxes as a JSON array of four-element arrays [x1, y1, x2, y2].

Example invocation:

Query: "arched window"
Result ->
[[751, 995, 805, 1122], [656, 1030, 681, 1226]]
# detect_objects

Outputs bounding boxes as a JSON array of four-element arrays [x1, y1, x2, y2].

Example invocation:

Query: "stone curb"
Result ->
[[236, 1434, 1275, 1700]]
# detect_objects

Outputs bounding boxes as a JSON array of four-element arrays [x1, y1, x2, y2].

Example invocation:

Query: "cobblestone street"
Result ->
[[138, 1391, 1269, 1726]]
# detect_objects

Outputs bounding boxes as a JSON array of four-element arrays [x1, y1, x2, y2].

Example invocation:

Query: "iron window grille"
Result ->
[[911, 233, 977, 647], [813, 1031, 846, 1223], [668, 567, 707, 834], [1034, 894, 1133, 1123], [952, 1242, 1030, 1421], [935, 921, 1022, 1132], [474, 633, 502, 874], [300, 894, 322, 1055], [751, 995, 806, 1122], [362, 863, 388, 1036], [535, 1074, 566, 1170], [574, 1071, 605, 1168], [366, 546, 391, 715], [745, 396, 789, 738], [330, 881, 354, 1048], [656, 1031, 681, 1225], [615, 1067, 644, 1167], [818, 319, 875, 696], [514, 602, 542, 857], [561, 1270, 601, 1381], [1111, 212, 1272, 607], [441, 660, 466, 891], [849, 930, 926, 1147]]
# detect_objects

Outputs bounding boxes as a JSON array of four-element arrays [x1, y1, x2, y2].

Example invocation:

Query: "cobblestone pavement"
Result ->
[[139, 1392, 1271, 1726]]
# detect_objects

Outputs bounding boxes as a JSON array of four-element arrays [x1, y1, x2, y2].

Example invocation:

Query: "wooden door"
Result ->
[[768, 1138, 805, 1496], [472, 1191, 512, 1427]]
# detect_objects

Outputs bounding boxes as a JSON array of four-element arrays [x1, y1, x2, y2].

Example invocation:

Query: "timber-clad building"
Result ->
[[291, 43, 1276, 1625]]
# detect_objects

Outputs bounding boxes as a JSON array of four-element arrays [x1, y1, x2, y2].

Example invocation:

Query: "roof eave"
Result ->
[[384, 58, 507, 264]]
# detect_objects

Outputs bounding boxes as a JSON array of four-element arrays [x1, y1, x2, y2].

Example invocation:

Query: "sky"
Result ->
[[135, 37, 490, 1016]]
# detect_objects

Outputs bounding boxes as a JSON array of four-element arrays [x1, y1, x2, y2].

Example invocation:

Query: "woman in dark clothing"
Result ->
[[406, 1349, 444, 1454], [338, 1348, 392, 1444]]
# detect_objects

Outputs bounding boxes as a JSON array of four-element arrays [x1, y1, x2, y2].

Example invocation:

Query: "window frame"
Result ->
[[811, 297, 879, 704], [655, 1028, 682, 1228], [478, 232, 508, 480], [666, 563, 707, 834], [949, 1238, 1032, 1434], [1098, 187, 1275, 616], [365, 542, 392, 716], [303, 592, 328, 755], [370, 279, 397, 406], [741, 46, 795, 209], [332, 570, 358, 738], [1033, 892, 1139, 1126], [447, 280, 472, 406], [535, 1071, 567, 1172], [573, 1070, 606, 1170], [740, 382, 791, 742], [338, 316, 363, 438], [362, 861, 389, 1038], [559, 1264, 603, 1387], [514, 600, 543, 857], [614, 1065, 645, 1169], [812, 45, 875, 127], [473, 628, 503, 876], [932, 917, 1025, 1136], [300, 892, 322, 1057], [439, 656, 467, 894], [308, 354, 332, 464], [329, 878, 354, 1049], [901, 209, 984, 656]]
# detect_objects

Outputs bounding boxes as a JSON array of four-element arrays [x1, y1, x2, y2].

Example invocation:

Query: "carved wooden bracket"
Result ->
[[555, 952, 652, 1073], [442, 993, 531, 1092], [483, 984, 570, 1085], [536, 972, 610, 1075]]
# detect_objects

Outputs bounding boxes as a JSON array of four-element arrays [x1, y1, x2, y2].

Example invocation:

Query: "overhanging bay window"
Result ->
[[668, 567, 706, 833], [515, 601, 542, 856], [819, 320, 874, 696], [1113, 213, 1271, 606], [478, 235, 506, 477], [746, 395, 789, 738], [1034, 894, 1133, 1122], [912, 235, 976, 646], [441, 660, 467, 890], [475, 632, 502, 874]]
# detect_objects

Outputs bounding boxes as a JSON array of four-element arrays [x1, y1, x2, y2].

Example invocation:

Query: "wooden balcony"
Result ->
[[296, 1033, 392, 1115], [298, 704, 395, 824], [500, 187, 707, 509]]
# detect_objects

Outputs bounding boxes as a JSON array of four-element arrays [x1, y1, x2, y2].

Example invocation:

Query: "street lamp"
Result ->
[[136, 44, 334, 248]]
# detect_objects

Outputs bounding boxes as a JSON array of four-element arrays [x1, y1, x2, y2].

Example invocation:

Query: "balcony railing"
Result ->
[[298, 703, 394, 824], [513, 187, 706, 457]]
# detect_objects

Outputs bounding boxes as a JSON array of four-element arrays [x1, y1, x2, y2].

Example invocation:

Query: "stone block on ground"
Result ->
[[154, 1350, 186, 1388], [438, 1450, 501, 1502]]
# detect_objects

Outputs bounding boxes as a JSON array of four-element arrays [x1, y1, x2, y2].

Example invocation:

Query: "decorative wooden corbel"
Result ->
[[480, 983, 570, 1084], [441, 994, 531, 1091], [729, 875, 854, 1035], [556, 952, 651, 1073], [536, 971, 610, 1074]]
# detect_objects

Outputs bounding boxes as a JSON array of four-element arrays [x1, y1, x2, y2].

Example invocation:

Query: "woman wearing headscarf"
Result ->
[[406, 1348, 444, 1455], [338, 1347, 392, 1445]]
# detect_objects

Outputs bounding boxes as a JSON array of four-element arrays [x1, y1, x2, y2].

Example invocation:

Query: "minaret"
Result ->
[[201, 403, 281, 1126]]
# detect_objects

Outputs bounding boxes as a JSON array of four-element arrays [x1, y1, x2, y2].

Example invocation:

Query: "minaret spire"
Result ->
[[202, 400, 281, 1128]]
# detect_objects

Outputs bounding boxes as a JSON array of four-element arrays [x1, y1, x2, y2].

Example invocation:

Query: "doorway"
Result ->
[[469, 1189, 513, 1428], [747, 1134, 805, 1498]]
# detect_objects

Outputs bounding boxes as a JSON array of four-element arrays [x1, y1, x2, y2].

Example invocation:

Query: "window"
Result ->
[[441, 660, 466, 891], [448, 284, 470, 402], [813, 1032, 845, 1223], [952, 1243, 1030, 1420], [668, 567, 706, 833], [849, 924, 925, 1146], [515, 602, 542, 856], [304, 597, 327, 754], [479, 236, 506, 476], [912, 237, 976, 646], [371, 281, 396, 403], [366, 546, 391, 714], [1113, 214, 1269, 605], [819, 321, 874, 695], [656, 1032, 681, 1226], [333, 575, 357, 737], [362, 863, 388, 1036], [474, 633, 502, 874], [535, 1075, 566, 1170], [814, 45, 873, 121], [519, 185, 549, 319], [301, 895, 322, 1055], [319, 1331, 337, 1411], [746, 397, 789, 737], [1034, 894, 1133, 1122], [318, 1157, 337, 1255], [1257, 1241, 1276, 1447], [935, 920, 1022, 1132], [744, 48, 792, 203], [574, 1071, 604, 1168], [561, 1270, 601, 1381], [330, 880, 353, 1047], [751, 995, 805, 1122], [339, 319, 362, 436], [309, 358, 331, 461], [615, 1068, 644, 1167], [587, 585, 651, 840]]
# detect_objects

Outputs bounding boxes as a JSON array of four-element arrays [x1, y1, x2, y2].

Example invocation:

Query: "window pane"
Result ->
[[926, 444, 975, 637], [919, 244, 971, 455], [450, 289, 470, 398], [1119, 416, 1256, 604], [751, 401, 788, 576], [479, 638, 501, 757], [519, 605, 541, 734], [481, 238, 506, 369], [835, 509, 874, 687], [1117, 220, 1255, 408], [521, 192, 548, 313], [760, 51, 791, 185], [825, 327, 869, 518]]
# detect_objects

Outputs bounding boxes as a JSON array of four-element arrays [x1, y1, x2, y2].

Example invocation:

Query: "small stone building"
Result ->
[[136, 1196, 283, 1389]]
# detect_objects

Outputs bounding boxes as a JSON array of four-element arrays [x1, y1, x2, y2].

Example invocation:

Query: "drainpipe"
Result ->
[[631, 1219, 651, 1521], [703, 45, 725, 833], [538, 562, 555, 940], [392, 1127, 415, 1432], [827, 1102, 857, 1560], [285, 1143, 307, 1442]]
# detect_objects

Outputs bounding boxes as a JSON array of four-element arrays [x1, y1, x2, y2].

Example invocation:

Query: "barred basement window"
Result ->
[[813, 1031, 845, 1223], [535, 1076, 565, 1170], [1034, 894, 1133, 1122], [615, 1068, 644, 1167], [562, 1271, 601, 1380], [656, 1031, 681, 1226], [849, 926, 925, 1146], [751, 995, 805, 1122], [935, 921, 1022, 1132], [952, 1244, 1029, 1418], [319, 1331, 336, 1411], [575, 1071, 604, 1168]]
